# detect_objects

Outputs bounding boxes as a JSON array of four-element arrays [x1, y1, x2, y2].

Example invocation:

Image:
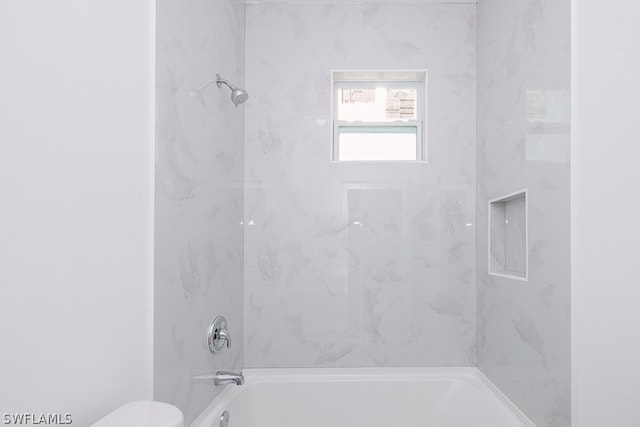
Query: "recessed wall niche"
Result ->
[[489, 190, 528, 281]]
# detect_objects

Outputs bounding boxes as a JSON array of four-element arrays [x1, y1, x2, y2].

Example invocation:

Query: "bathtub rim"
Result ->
[[190, 367, 535, 427]]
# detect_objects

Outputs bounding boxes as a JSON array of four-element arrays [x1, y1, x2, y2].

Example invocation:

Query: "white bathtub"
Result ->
[[191, 368, 535, 427]]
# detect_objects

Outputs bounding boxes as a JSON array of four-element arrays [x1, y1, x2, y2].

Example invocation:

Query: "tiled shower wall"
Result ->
[[244, 3, 477, 367], [154, 0, 245, 423], [477, 0, 571, 425]]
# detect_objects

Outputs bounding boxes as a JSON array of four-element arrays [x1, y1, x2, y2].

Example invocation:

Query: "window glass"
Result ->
[[332, 70, 426, 162], [338, 126, 417, 161], [337, 88, 417, 122]]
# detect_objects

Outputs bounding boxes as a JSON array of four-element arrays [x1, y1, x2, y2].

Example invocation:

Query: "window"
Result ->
[[332, 70, 427, 162]]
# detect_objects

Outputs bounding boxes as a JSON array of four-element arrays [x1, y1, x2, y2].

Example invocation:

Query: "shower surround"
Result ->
[[153, 0, 570, 425], [477, 0, 571, 426], [243, 3, 477, 368], [154, 0, 245, 424]]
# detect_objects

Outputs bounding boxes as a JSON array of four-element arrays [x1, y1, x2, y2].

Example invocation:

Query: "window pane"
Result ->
[[338, 126, 417, 161], [337, 88, 417, 122]]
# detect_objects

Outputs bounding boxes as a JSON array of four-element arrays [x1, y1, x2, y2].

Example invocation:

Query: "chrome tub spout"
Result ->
[[213, 371, 244, 386]]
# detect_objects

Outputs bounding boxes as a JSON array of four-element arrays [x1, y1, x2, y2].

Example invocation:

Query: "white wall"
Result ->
[[0, 2, 154, 425], [572, 1, 640, 425]]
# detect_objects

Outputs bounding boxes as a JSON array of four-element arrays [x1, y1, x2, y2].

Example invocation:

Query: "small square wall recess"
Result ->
[[489, 190, 527, 281]]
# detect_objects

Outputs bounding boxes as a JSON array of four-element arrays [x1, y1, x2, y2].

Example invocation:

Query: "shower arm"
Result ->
[[215, 74, 235, 91], [194, 75, 234, 93]]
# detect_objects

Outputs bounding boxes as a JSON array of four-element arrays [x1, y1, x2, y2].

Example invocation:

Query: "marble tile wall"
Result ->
[[244, 3, 477, 368], [477, 0, 571, 425], [154, 0, 245, 423]]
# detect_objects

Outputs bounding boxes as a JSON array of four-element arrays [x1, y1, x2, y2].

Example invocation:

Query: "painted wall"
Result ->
[[572, 1, 640, 425], [154, 0, 245, 423], [476, 0, 571, 425], [244, 3, 477, 368], [0, 1, 154, 425]]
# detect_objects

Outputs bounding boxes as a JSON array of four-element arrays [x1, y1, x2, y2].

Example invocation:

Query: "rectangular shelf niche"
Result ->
[[489, 190, 528, 281]]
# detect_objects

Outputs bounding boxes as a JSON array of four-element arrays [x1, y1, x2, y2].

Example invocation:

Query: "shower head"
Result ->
[[230, 87, 249, 106], [216, 74, 249, 107]]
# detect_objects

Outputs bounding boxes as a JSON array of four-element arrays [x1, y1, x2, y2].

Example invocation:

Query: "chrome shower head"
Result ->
[[216, 74, 249, 107], [230, 88, 249, 106]]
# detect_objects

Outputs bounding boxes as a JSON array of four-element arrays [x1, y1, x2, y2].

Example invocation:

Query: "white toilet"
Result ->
[[91, 401, 184, 427]]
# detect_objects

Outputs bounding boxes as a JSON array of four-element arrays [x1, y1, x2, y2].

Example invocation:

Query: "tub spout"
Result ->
[[213, 371, 244, 386]]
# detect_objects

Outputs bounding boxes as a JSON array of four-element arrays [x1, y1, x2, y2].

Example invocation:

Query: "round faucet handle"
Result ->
[[218, 329, 231, 348], [207, 315, 231, 353]]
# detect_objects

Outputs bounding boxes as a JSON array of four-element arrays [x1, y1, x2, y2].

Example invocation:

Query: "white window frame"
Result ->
[[331, 71, 427, 163]]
